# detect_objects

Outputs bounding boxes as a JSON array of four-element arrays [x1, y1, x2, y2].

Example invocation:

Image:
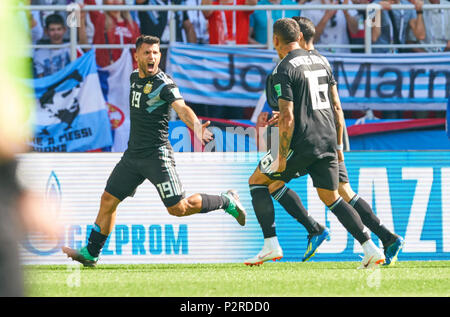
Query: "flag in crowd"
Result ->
[[31, 50, 113, 152], [98, 49, 133, 152], [168, 43, 450, 111], [29, 45, 450, 152]]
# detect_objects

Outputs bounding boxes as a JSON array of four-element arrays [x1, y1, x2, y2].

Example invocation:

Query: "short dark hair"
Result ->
[[45, 14, 65, 29], [273, 18, 300, 44], [136, 35, 160, 50], [292, 16, 316, 44]]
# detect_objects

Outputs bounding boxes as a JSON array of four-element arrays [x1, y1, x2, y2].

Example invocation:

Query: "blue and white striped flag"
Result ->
[[32, 50, 113, 152], [167, 43, 277, 108], [446, 96, 450, 139], [331, 53, 450, 110], [168, 44, 450, 111]]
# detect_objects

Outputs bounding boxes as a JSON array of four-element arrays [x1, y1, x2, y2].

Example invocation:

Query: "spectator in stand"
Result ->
[[82, 0, 140, 68], [347, 0, 369, 52], [137, 0, 196, 43], [18, 0, 44, 45], [248, 0, 301, 46], [136, 0, 197, 70], [201, 0, 257, 45], [407, 0, 450, 52], [31, 0, 70, 42], [197, 0, 257, 118], [33, 14, 71, 77], [29, 10, 44, 45], [301, 0, 360, 53], [371, 0, 425, 53], [125, 0, 140, 24], [186, 0, 210, 43], [369, 0, 425, 118], [405, 0, 449, 118]]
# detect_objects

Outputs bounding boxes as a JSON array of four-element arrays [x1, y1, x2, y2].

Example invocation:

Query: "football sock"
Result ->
[[199, 194, 229, 213], [349, 195, 398, 248], [328, 197, 370, 245], [264, 236, 281, 250], [272, 185, 324, 235], [86, 224, 108, 258], [250, 185, 276, 238]]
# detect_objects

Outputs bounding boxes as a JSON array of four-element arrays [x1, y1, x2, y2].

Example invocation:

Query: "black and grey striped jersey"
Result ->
[[126, 69, 183, 157]]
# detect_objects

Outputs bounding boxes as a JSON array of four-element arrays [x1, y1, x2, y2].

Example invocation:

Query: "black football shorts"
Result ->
[[259, 149, 339, 191], [338, 161, 349, 184], [105, 144, 185, 207]]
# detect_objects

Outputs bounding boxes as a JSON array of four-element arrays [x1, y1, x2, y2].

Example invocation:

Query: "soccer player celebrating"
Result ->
[[254, 17, 404, 266], [245, 18, 385, 269], [62, 35, 246, 267]]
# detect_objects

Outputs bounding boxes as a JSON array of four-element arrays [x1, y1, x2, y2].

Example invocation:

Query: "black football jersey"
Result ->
[[126, 69, 183, 157], [270, 48, 337, 159]]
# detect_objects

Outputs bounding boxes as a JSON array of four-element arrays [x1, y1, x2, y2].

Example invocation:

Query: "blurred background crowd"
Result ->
[[26, 0, 450, 119]]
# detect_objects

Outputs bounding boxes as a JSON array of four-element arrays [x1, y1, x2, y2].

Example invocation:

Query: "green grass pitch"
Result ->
[[24, 261, 450, 297]]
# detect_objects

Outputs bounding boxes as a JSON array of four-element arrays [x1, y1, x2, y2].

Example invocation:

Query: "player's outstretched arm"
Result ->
[[171, 99, 214, 145]]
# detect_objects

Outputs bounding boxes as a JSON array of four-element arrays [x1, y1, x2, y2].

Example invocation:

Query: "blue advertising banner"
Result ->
[[447, 97, 450, 139], [168, 44, 450, 111], [278, 151, 450, 261], [17, 151, 450, 264], [31, 50, 113, 152]]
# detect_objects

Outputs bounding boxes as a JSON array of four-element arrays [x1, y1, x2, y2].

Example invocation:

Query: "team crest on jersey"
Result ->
[[143, 82, 152, 94]]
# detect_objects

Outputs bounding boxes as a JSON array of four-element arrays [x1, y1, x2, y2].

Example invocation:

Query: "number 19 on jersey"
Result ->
[[131, 91, 142, 108]]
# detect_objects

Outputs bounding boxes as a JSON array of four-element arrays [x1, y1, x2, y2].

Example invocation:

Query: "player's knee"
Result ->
[[338, 182, 355, 202], [249, 169, 264, 185], [337, 186, 345, 198], [248, 173, 256, 185], [100, 191, 120, 213], [268, 181, 285, 194], [317, 188, 340, 206]]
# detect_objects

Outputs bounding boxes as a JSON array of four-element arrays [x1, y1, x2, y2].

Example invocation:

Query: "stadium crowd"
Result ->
[[28, 0, 450, 119]]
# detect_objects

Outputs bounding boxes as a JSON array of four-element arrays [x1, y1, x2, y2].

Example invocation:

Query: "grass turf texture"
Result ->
[[24, 261, 450, 297]]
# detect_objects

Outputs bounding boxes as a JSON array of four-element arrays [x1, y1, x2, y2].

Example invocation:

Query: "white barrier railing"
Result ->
[[22, 3, 450, 59]]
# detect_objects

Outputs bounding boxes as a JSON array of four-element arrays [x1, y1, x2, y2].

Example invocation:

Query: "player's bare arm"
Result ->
[[330, 84, 345, 162], [278, 99, 294, 158], [171, 99, 214, 145], [272, 99, 294, 173]]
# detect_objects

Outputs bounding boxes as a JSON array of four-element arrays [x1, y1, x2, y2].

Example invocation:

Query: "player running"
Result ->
[[62, 35, 246, 267], [252, 17, 404, 266], [245, 18, 385, 269]]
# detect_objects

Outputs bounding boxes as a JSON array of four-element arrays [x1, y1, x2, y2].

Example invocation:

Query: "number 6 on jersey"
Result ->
[[304, 69, 330, 110]]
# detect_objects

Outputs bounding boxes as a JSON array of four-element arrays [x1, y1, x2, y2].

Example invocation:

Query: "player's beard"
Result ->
[[138, 59, 158, 77]]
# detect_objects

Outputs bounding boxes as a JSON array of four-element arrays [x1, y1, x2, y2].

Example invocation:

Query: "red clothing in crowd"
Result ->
[[85, 0, 140, 67], [208, 0, 253, 44]]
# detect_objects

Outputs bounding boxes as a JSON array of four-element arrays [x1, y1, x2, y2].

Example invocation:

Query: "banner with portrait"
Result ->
[[31, 50, 113, 152]]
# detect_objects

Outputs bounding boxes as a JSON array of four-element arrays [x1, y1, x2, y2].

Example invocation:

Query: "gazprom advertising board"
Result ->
[[16, 152, 450, 264]]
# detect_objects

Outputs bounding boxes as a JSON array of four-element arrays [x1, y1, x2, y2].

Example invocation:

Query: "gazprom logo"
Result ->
[[23, 171, 64, 256]]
